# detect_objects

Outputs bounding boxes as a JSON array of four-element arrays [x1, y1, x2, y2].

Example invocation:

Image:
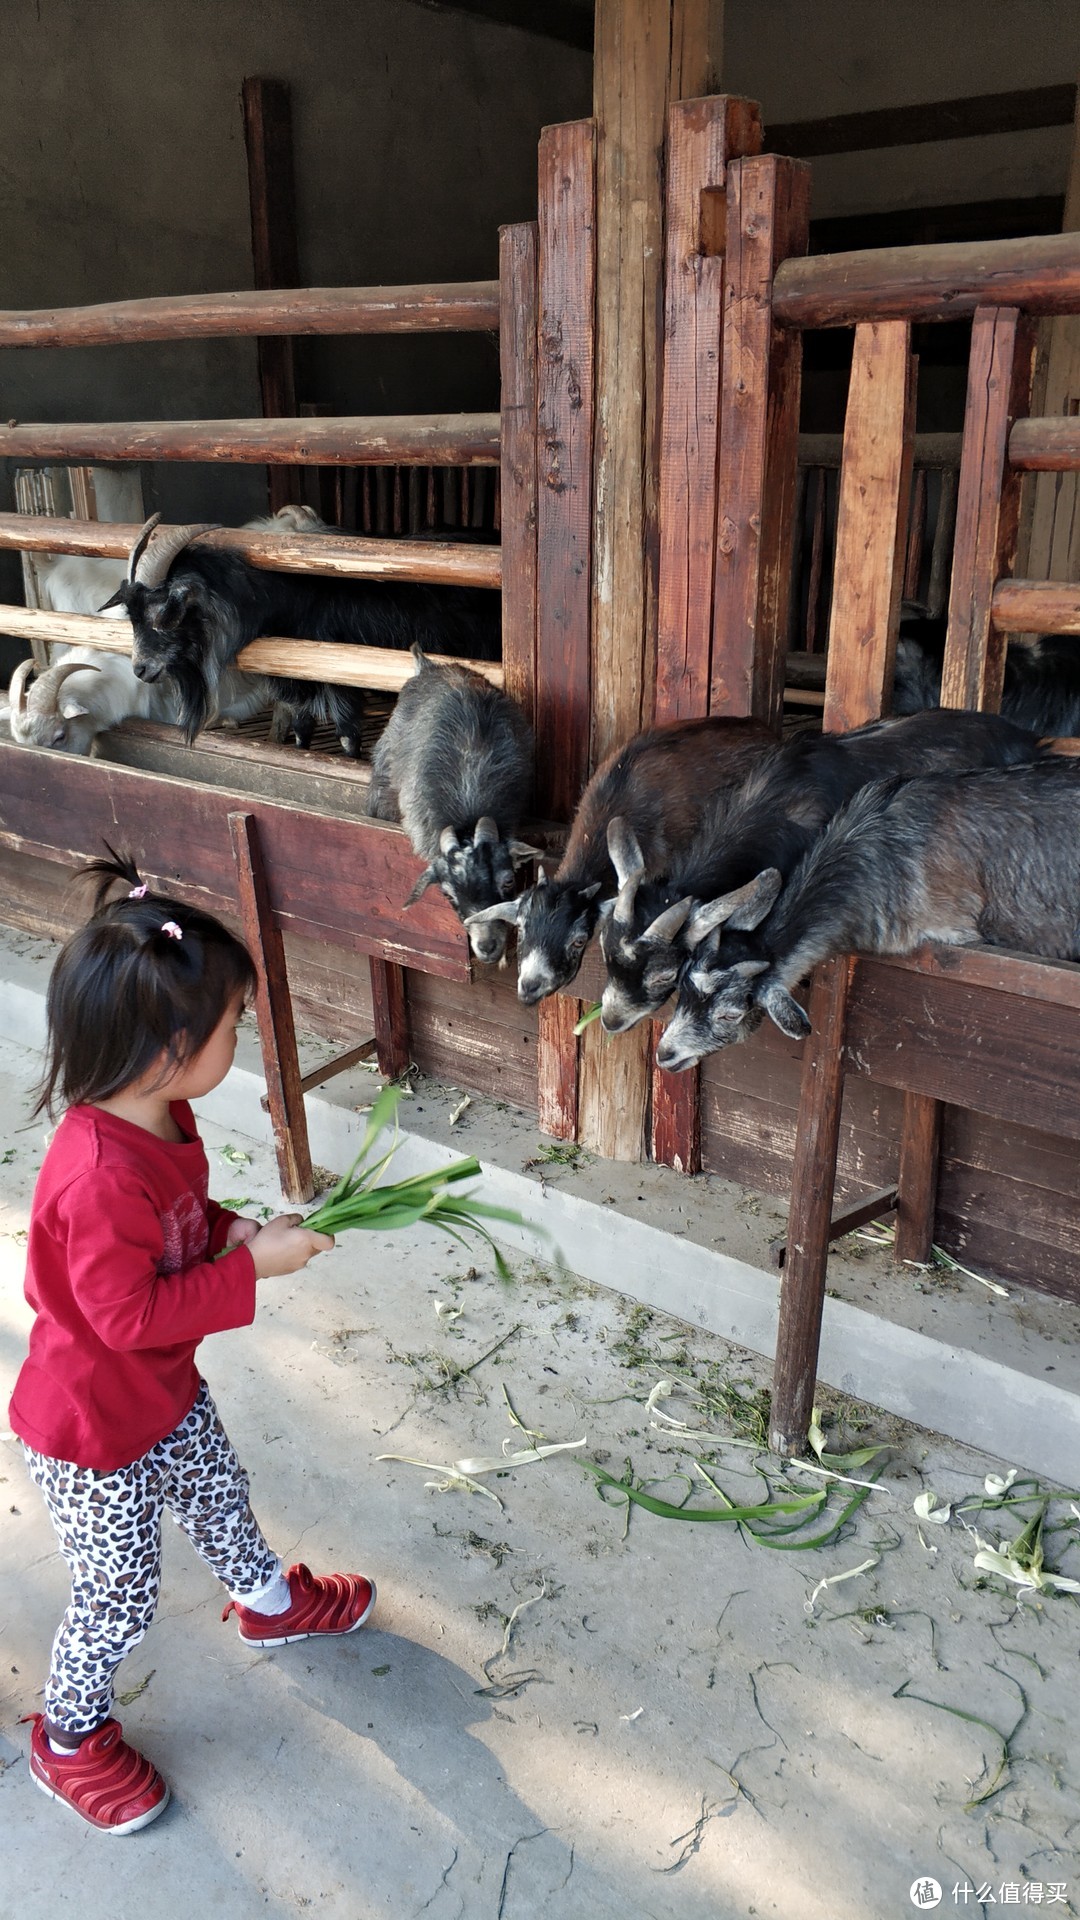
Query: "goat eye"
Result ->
[[52, 727, 66, 746]]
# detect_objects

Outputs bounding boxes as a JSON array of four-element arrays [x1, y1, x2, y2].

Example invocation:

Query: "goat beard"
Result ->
[[168, 653, 214, 744]]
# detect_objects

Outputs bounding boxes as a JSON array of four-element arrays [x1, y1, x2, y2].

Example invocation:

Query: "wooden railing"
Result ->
[[739, 217, 1080, 1455], [0, 275, 520, 695]]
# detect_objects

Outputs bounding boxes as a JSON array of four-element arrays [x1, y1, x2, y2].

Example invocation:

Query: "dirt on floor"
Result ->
[[1, 1024, 1078, 1920]]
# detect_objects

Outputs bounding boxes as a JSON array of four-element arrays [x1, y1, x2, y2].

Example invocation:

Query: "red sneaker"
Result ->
[[222, 1563, 376, 1648], [26, 1714, 169, 1834]]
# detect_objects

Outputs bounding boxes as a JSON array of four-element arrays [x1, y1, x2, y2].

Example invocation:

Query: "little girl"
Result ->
[[8, 853, 376, 1834]]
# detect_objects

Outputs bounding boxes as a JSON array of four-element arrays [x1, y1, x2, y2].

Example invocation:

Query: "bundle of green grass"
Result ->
[[302, 1083, 535, 1278]]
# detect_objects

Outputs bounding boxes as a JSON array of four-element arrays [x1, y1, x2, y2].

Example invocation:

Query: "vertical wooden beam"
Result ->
[[592, 0, 726, 762], [926, 464, 958, 619], [940, 307, 1036, 713], [369, 957, 410, 1083], [241, 76, 303, 513], [823, 322, 916, 734], [655, 95, 763, 722], [228, 811, 314, 1205], [650, 92, 760, 1177], [537, 995, 580, 1141], [582, 5, 725, 1166], [499, 223, 540, 734], [534, 121, 595, 1145], [1017, 70, 1080, 591], [895, 1090, 942, 1266], [535, 118, 596, 824], [770, 956, 854, 1457], [711, 153, 812, 727], [649, 1017, 701, 1173]]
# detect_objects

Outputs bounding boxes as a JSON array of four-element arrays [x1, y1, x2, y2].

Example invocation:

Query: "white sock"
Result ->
[[47, 1734, 83, 1754], [231, 1561, 292, 1616]]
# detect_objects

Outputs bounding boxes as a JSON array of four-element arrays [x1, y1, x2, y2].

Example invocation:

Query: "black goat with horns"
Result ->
[[103, 515, 502, 754]]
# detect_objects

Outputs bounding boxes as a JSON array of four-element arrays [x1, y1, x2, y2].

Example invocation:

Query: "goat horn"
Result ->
[[8, 657, 35, 716], [125, 513, 162, 580], [27, 659, 102, 710], [439, 826, 460, 855], [473, 816, 499, 846], [132, 518, 221, 589], [642, 897, 693, 945]]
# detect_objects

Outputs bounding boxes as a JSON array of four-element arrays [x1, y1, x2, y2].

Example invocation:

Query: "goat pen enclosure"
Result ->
[[0, 92, 1079, 1324]]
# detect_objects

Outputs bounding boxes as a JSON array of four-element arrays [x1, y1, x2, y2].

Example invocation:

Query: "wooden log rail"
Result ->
[[0, 606, 504, 693], [1009, 415, 1080, 468], [0, 513, 501, 589], [992, 578, 1080, 632], [772, 230, 1080, 328], [0, 416, 500, 467], [0, 283, 501, 349]]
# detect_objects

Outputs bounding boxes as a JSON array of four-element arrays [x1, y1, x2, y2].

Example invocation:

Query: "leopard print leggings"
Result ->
[[23, 1381, 280, 1736]]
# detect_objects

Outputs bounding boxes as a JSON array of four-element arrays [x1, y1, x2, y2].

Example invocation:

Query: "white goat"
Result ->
[[1, 505, 328, 754]]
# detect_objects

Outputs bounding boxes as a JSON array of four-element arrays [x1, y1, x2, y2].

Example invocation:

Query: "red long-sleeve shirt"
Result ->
[[8, 1101, 257, 1470]]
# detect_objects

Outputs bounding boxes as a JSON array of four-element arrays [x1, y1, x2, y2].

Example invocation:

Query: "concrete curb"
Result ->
[[2, 964, 1076, 1483]]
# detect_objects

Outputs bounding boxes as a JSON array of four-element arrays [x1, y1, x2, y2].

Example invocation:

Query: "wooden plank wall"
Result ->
[[697, 1028, 1080, 1300]]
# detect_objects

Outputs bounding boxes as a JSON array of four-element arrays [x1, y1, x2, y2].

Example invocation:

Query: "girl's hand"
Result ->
[[224, 1216, 261, 1249], [249, 1212, 335, 1278]]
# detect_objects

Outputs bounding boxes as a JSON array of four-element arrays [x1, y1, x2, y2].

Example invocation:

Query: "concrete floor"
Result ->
[[1, 934, 1079, 1918]]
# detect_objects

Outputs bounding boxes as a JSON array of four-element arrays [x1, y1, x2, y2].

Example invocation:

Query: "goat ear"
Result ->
[[404, 865, 438, 906], [685, 868, 782, 947], [508, 840, 544, 864], [758, 982, 811, 1039], [98, 587, 127, 612], [581, 881, 603, 902], [606, 816, 645, 891], [60, 700, 90, 720], [721, 867, 784, 932], [465, 897, 525, 928]]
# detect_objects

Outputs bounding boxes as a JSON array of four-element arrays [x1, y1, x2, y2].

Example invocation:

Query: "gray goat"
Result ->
[[599, 708, 1044, 1034], [368, 644, 536, 963], [656, 755, 1080, 1072]]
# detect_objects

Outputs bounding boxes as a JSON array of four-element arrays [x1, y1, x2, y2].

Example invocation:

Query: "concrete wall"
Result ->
[[726, 0, 1080, 222]]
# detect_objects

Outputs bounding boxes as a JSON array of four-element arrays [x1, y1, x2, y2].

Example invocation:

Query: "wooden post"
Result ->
[[648, 94, 757, 1175], [1016, 70, 1080, 593], [822, 322, 916, 733], [655, 94, 763, 723], [940, 307, 1036, 712], [228, 811, 314, 1204], [368, 957, 410, 1082], [579, 2, 725, 1164], [499, 224, 540, 733], [537, 995, 581, 1141], [770, 956, 854, 1457], [710, 153, 812, 728], [895, 1091, 942, 1266], [241, 77, 304, 514], [533, 119, 596, 1143], [535, 119, 596, 824]]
